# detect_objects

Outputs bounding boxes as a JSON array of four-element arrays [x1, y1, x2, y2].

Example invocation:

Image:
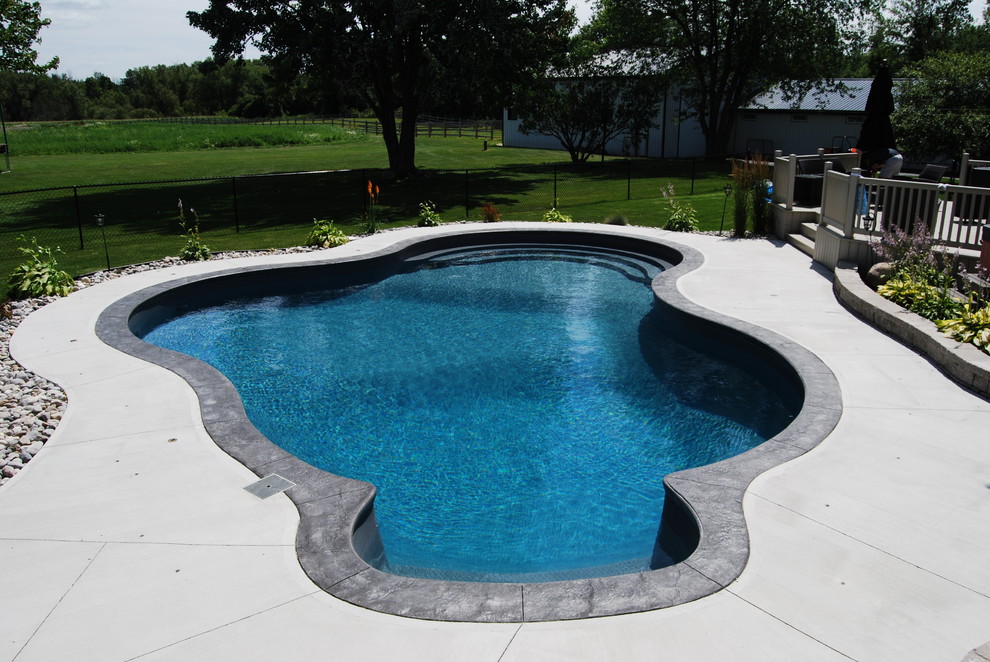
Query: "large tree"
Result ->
[[892, 51, 990, 160], [515, 48, 665, 162], [587, 0, 874, 155], [189, 0, 574, 175], [0, 0, 57, 74]]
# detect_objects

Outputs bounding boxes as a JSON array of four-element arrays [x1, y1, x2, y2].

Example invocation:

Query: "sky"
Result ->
[[32, 0, 988, 83], [34, 0, 597, 82]]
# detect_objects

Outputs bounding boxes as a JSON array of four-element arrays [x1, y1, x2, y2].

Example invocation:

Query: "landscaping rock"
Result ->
[[864, 261, 895, 290], [0, 245, 329, 487]]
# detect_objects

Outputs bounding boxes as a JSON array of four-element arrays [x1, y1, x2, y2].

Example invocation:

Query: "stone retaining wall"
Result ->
[[832, 260, 990, 399]]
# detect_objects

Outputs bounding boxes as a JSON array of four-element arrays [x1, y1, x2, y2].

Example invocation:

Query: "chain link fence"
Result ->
[[0, 158, 727, 286]]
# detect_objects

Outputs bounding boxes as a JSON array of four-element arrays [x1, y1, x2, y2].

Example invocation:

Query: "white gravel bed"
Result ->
[[0, 247, 323, 486]]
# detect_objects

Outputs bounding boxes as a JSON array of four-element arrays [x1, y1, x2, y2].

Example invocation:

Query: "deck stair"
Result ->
[[787, 221, 818, 257]]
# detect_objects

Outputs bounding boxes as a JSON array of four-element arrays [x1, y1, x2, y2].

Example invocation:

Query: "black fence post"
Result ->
[[627, 160, 632, 200], [690, 158, 696, 195], [73, 186, 84, 249], [465, 170, 470, 219], [231, 176, 241, 233], [553, 165, 558, 206]]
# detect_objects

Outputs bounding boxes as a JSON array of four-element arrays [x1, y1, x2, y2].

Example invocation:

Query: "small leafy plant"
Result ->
[[6, 236, 75, 300], [871, 224, 963, 319], [306, 219, 349, 248], [937, 300, 990, 354], [479, 202, 502, 223], [877, 276, 963, 321], [177, 199, 211, 261], [660, 183, 698, 232], [417, 200, 443, 227], [542, 199, 572, 223]]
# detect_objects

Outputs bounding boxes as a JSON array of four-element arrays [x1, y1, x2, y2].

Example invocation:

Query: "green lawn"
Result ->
[[0, 132, 579, 191], [1, 126, 733, 299]]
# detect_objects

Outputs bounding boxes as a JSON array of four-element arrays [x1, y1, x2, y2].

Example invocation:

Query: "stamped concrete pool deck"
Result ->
[[3, 223, 989, 661]]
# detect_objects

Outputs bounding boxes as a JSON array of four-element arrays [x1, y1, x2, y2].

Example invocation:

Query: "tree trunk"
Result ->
[[395, 105, 419, 177]]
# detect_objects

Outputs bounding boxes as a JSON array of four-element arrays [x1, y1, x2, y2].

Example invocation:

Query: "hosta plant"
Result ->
[[417, 201, 442, 227], [936, 301, 990, 354], [6, 237, 75, 300], [660, 183, 698, 232], [306, 219, 349, 247], [877, 276, 962, 321], [542, 207, 572, 223], [177, 199, 211, 261]]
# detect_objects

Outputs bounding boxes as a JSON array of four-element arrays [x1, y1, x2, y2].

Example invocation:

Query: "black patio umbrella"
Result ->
[[855, 62, 896, 156]]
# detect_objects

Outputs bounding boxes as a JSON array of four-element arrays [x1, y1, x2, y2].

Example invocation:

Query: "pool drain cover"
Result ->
[[244, 474, 295, 499]]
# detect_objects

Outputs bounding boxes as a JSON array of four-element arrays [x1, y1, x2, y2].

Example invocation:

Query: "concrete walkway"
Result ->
[[3, 224, 989, 661]]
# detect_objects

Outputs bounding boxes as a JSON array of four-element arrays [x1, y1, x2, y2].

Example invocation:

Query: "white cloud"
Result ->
[[35, 1, 224, 80], [45, 0, 111, 9]]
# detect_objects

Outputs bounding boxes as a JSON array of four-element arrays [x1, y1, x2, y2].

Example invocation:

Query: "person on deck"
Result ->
[[866, 147, 903, 179]]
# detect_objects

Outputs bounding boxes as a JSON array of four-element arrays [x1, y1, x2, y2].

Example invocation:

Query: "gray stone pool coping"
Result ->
[[94, 225, 842, 623]]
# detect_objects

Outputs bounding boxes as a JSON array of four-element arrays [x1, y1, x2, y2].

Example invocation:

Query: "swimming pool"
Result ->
[[140, 245, 797, 583], [100, 225, 841, 621]]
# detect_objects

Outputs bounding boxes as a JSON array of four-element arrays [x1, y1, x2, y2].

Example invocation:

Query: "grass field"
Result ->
[[1, 122, 734, 298], [3, 120, 368, 156]]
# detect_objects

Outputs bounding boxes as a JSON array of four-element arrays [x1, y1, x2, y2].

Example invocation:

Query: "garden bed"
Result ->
[[833, 260, 990, 399]]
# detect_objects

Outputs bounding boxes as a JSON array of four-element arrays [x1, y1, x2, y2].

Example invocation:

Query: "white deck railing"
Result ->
[[772, 149, 861, 211], [819, 169, 989, 250]]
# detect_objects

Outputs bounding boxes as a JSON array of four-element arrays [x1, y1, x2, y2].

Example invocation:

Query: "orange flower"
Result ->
[[367, 180, 373, 195]]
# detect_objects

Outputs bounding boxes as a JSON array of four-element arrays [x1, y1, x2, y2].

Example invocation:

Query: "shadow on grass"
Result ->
[[0, 160, 731, 268]]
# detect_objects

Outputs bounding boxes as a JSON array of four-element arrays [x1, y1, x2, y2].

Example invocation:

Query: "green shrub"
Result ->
[[306, 219, 350, 247], [417, 201, 443, 227], [936, 301, 990, 354], [660, 183, 698, 232], [177, 199, 211, 261], [542, 207, 572, 223], [877, 276, 963, 321], [6, 237, 75, 300]]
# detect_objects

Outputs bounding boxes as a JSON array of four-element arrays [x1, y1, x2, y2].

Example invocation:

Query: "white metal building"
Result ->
[[503, 79, 878, 159]]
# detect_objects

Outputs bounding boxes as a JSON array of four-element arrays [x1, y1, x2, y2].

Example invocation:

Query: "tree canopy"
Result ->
[[892, 51, 990, 160], [854, 0, 976, 74], [0, 0, 57, 74], [189, 0, 575, 175], [515, 47, 665, 162], [586, 0, 876, 155]]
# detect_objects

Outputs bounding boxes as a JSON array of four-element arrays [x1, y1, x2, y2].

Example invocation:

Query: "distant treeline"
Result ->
[[0, 58, 491, 123]]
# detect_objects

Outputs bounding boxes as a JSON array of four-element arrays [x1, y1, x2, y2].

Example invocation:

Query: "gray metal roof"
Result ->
[[744, 79, 880, 113]]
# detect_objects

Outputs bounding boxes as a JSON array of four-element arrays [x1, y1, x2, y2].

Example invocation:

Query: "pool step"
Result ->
[[787, 222, 818, 257]]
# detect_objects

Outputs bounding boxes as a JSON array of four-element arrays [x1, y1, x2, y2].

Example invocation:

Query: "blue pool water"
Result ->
[[142, 246, 796, 582]]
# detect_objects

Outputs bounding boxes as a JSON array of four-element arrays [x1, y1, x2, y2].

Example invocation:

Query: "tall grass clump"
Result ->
[[749, 157, 772, 234], [731, 159, 753, 236], [730, 157, 772, 236]]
